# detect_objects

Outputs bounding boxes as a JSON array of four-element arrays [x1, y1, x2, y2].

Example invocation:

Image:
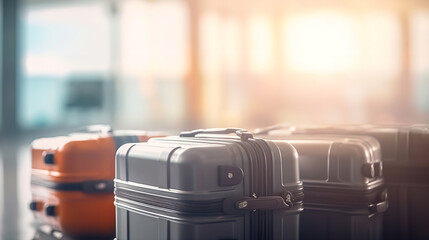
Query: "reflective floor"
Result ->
[[0, 137, 36, 240], [0, 134, 116, 240]]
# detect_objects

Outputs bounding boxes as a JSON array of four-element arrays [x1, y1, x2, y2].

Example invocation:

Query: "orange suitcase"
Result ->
[[29, 125, 164, 238]]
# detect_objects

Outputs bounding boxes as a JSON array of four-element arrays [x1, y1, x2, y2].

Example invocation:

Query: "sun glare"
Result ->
[[249, 16, 274, 75], [284, 12, 358, 74]]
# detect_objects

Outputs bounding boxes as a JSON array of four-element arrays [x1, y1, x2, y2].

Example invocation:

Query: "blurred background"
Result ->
[[1, 0, 429, 238]]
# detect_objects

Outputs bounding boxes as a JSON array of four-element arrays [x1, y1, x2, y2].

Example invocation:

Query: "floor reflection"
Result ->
[[0, 136, 114, 240], [0, 138, 36, 240], [0, 151, 3, 239], [33, 226, 65, 240], [32, 225, 113, 240]]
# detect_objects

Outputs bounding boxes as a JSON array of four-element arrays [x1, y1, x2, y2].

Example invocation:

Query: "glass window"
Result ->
[[116, 0, 188, 129], [0, 3, 2, 130], [411, 11, 429, 113], [19, 0, 112, 129]]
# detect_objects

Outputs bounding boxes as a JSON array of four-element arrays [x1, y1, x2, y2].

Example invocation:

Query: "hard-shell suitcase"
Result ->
[[29, 125, 163, 237], [114, 128, 304, 240], [255, 134, 388, 240], [255, 124, 428, 240]]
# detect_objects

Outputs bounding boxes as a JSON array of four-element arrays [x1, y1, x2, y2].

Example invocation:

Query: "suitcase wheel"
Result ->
[[43, 152, 55, 165], [29, 201, 43, 211]]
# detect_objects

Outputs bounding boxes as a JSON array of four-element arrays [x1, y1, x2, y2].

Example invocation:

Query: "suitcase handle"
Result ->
[[235, 196, 290, 210], [253, 123, 292, 135], [224, 192, 294, 213], [73, 124, 113, 134], [369, 199, 388, 214], [369, 189, 389, 214], [180, 128, 253, 140], [254, 123, 352, 135]]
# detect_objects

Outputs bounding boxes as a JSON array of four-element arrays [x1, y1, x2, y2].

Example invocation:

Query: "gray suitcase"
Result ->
[[255, 134, 388, 240], [256, 124, 428, 240], [114, 128, 304, 240]]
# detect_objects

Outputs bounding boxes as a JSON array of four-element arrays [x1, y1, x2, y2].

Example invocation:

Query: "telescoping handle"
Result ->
[[179, 128, 253, 141]]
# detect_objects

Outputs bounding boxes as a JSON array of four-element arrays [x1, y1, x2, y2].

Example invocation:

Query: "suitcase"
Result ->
[[29, 125, 163, 237], [114, 128, 304, 240], [255, 134, 388, 240], [255, 124, 429, 240]]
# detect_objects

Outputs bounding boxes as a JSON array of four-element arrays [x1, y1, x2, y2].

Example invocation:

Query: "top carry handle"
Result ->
[[180, 128, 253, 141], [73, 124, 113, 134], [253, 123, 293, 135]]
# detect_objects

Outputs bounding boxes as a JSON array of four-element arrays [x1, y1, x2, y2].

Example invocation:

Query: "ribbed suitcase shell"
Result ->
[[257, 124, 428, 240], [30, 129, 162, 237], [256, 134, 387, 240], [114, 129, 304, 240]]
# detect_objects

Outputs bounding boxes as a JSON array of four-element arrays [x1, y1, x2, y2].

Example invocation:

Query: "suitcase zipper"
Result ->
[[238, 139, 272, 240], [255, 139, 274, 240], [236, 139, 304, 240], [244, 140, 262, 240], [247, 140, 267, 240]]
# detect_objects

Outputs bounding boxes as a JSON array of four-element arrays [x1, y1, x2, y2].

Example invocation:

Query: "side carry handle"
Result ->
[[180, 128, 253, 141], [235, 196, 291, 210], [369, 199, 388, 214], [223, 192, 294, 214], [369, 189, 389, 214]]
